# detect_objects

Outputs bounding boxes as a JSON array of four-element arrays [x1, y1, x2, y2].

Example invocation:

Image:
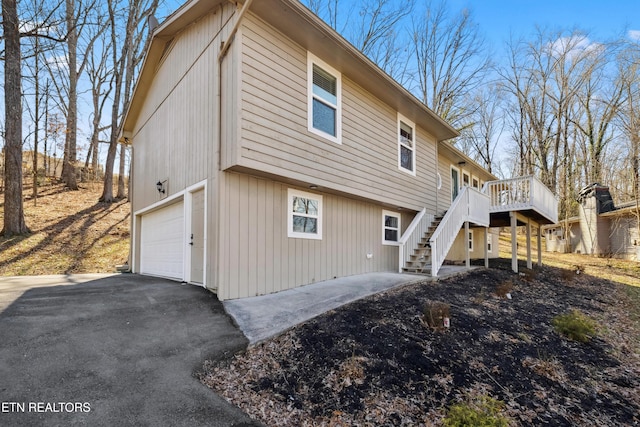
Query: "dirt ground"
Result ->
[[202, 262, 640, 426], [0, 182, 130, 275]]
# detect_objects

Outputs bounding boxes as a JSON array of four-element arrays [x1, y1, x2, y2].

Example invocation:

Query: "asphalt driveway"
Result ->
[[0, 274, 261, 427]]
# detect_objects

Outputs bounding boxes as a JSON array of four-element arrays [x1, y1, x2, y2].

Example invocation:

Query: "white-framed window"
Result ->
[[468, 229, 474, 252], [398, 114, 416, 175], [487, 234, 493, 253], [308, 52, 341, 144], [462, 171, 470, 187], [382, 210, 401, 245], [472, 176, 479, 189], [288, 189, 323, 240]]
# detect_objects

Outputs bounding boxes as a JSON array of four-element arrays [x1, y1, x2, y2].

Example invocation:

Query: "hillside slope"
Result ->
[[0, 183, 130, 276]]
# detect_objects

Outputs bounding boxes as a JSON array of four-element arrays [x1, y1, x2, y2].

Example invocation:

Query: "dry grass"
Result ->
[[498, 231, 640, 288], [0, 182, 130, 275]]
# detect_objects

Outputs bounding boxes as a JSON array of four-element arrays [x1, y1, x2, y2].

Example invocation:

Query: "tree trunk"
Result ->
[[117, 143, 126, 198], [32, 36, 40, 205], [2, 0, 30, 236], [61, 0, 79, 190]]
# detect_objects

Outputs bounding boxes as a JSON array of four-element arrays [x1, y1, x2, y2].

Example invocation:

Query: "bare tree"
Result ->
[[411, 1, 491, 130], [571, 42, 625, 185], [2, 0, 30, 236], [500, 30, 604, 195], [300, 0, 415, 85], [460, 85, 504, 174], [84, 6, 113, 181], [100, 0, 158, 202]]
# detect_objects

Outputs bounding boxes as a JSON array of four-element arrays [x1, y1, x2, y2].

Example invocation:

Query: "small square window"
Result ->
[[383, 210, 401, 245], [288, 189, 322, 240], [463, 172, 470, 187]]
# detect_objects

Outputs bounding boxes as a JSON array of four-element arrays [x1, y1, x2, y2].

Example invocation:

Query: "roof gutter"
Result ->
[[218, 0, 254, 61]]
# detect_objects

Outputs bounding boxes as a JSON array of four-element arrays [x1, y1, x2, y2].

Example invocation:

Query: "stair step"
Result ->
[[402, 267, 432, 275], [405, 259, 429, 267]]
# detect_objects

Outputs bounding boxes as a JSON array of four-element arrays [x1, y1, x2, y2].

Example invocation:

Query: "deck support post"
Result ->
[[526, 218, 532, 269], [510, 211, 518, 273], [484, 227, 489, 268], [537, 225, 542, 267], [465, 221, 470, 269]]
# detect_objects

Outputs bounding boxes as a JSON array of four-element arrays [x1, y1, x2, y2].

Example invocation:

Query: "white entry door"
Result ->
[[190, 189, 205, 284]]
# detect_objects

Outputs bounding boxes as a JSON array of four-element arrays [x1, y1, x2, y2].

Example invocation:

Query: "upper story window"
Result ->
[[398, 114, 416, 175], [288, 188, 323, 240], [308, 53, 341, 144], [472, 176, 480, 189]]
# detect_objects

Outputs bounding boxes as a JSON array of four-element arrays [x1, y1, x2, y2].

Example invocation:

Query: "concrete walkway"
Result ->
[[224, 271, 451, 344]]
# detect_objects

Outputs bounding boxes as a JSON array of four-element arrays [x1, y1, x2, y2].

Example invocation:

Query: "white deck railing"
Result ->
[[398, 208, 433, 273], [483, 176, 558, 224], [430, 187, 490, 277]]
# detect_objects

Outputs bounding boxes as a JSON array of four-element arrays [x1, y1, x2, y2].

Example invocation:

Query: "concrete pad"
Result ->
[[223, 272, 426, 344], [0, 274, 261, 427], [0, 274, 118, 311]]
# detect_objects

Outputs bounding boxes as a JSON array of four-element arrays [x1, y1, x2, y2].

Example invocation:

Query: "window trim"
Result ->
[[471, 176, 480, 190], [397, 113, 416, 176], [487, 233, 493, 253], [450, 165, 461, 202], [462, 171, 471, 187], [468, 229, 474, 252], [287, 188, 323, 240], [307, 52, 342, 144], [382, 210, 402, 246]]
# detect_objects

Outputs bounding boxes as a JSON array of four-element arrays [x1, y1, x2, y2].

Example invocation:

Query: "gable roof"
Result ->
[[123, 0, 459, 142]]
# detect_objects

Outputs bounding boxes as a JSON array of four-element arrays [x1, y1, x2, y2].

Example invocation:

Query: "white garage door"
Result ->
[[140, 201, 185, 280]]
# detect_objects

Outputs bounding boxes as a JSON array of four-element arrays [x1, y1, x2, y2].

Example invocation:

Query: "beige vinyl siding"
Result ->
[[217, 172, 404, 300], [610, 215, 639, 259], [437, 156, 453, 214], [231, 12, 438, 213], [447, 228, 499, 261], [131, 5, 235, 211]]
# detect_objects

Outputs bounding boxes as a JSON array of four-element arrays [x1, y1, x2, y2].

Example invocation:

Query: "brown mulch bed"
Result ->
[[202, 264, 640, 426]]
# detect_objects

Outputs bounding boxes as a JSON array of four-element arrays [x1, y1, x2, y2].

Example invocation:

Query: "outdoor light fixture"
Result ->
[[458, 161, 467, 166], [156, 181, 165, 194]]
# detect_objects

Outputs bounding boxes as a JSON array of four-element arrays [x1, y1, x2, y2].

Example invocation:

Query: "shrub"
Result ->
[[560, 264, 585, 282], [552, 309, 597, 343], [520, 268, 537, 282], [495, 280, 513, 298], [422, 301, 450, 329], [444, 395, 508, 427]]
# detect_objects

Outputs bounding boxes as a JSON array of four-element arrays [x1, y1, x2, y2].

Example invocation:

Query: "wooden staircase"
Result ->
[[402, 212, 445, 275]]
